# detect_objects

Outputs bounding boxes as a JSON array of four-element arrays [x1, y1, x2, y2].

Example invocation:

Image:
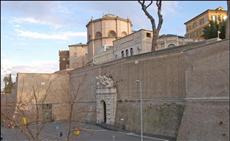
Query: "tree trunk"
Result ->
[[67, 103, 74, 141], [152, 30, 159, 51]]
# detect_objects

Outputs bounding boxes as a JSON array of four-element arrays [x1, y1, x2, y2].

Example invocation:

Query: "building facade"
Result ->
[[157, 34, 194, 50], [93, 29, 153, 64], [185, 7, 227, 40], [59, 50, 69, 70], [113, 29, 153, 59], [69, 43, 88, 69], [86, 14, 132, 62], [93, 48, 114, 64], [93, 30, 195, 64], [59, 14, 195, 67]]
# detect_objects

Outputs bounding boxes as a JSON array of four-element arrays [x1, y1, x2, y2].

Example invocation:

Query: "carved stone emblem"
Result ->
[[96, 75, 114, 88]]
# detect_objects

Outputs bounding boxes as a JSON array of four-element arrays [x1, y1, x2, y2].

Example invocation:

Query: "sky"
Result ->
[[1, 1, 228, 89]]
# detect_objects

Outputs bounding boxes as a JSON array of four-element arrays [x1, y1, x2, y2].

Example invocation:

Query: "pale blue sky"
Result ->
[[1, 1, 228, 87]]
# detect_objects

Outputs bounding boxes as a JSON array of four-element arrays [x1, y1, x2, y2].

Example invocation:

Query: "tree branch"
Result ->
[[156, 0, 163, 31], [138, 0, 156, 30]]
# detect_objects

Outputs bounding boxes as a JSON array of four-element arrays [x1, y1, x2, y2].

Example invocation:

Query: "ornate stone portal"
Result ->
[[96, 75, 117, 125]]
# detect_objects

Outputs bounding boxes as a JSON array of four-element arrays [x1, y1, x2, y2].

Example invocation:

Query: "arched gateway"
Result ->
[[96, 75, 117, 125]]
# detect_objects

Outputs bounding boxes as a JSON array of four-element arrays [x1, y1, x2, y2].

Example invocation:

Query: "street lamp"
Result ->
[[136, 80, 143, 141]]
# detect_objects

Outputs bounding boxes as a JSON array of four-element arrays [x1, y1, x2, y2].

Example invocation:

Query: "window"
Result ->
[[130, 48, 133, 56], [121, 31, 127, 37], [108, 30, 116, 38], [125, 49, 129, 56], [211, 15, 217, 21], [218, 15, 221, 21], [62, 58, 66, 61], [146, 32, 151, 37], [95, 32, 102, 39], [121, 51, 124, 58], [193, 22, 197, 28], [42, 104, 52, 109], [199, 18, 204, 25]]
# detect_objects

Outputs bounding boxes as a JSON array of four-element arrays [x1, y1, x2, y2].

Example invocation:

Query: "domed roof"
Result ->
[[86, 14, 132, 27], [102, 14, 116, 18]]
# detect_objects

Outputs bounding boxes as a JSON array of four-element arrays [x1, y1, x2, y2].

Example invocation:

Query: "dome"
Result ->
[[102, 14, 116, 18]]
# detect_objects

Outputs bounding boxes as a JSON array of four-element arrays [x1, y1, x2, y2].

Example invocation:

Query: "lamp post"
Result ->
[[136, 80, 143, 141]]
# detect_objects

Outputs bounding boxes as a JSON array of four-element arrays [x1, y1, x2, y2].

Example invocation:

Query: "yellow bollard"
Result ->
[[21, 117, 28, 126], [73, 128, 80, 136]]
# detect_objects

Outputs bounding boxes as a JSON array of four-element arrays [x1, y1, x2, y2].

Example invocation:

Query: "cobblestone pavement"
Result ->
[[1, 121, 167, 141]]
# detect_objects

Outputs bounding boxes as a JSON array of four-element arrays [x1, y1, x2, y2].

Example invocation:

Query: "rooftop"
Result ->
[[184, 7, 227, 24], [159, 34, 185, 39], [68, 43, 88, 47], [102, 14, 117, 18], [86, 14, 132, 27], [59, 50, 69, 53], [113, 29, 152, 43]]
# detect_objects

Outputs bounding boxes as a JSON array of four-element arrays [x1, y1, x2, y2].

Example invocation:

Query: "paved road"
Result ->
[[1, 121, 167, 141]]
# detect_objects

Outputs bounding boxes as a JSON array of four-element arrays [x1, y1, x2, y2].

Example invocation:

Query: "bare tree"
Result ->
[[1, 76, 53, 141], [66, 74, 87, 141], [138, 0, 163, 51]]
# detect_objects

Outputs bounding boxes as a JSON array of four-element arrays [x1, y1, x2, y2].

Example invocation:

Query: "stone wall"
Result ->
[[13, 38, 229, 140], [15, 70, 70, 122], [177, 39, 229, 141], [1, 87, 17, 127], [70, 39, 229, 140], [69, 44, 88, 69], [70, 43, 187, 139]]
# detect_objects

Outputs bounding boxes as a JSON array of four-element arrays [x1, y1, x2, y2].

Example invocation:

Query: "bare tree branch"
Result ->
[[138, 0, 156, 30], [156, 0, 163, 31], [66, 73, 87, 141], [138, 0, 163, 51], [2, 75, 55, 141], [146, 0, 153, 9]]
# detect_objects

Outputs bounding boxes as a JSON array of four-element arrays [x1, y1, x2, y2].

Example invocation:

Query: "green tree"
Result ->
[[203, 20, 226, 39]]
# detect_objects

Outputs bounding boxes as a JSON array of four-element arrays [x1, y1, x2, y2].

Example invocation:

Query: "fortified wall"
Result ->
[[15, 70, 70, 122], [177, 39, 229, 141], [14, 39, 229, 140], [70, 41, 186, 138], [69, 39, 229, 140]]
